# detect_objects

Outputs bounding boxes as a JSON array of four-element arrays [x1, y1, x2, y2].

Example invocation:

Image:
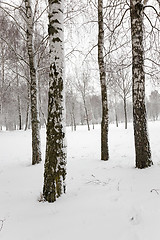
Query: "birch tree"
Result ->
[[130, 0, 153, 168], [24, 0, 42, 165], [66, 79, 78, 131], [43, 0, 67, 202], [109, 67, 132, 130], [98, 0, 109, 160], [75, 70, 91, 131]]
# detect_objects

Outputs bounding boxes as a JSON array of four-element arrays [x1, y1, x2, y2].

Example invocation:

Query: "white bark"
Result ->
[[130, 0, 152, 168], [24, 0, 42, 165], [98, 0, 109, 160], [43, 0, 67, 203]]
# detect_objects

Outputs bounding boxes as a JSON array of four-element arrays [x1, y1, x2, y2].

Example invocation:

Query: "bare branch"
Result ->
[[144, 13, 160, 32], [34, 6, 48, 24], [0, 36, 29, 66], [144, 5, 160, 17], [82, 44, 97, 63], [0, 6, 26, 33], [145, 58, 160, 67], [0, 1, 24, 10], [111, 8, 130, 33]]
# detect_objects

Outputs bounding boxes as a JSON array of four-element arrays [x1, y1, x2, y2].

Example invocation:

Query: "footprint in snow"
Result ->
[[129, 207, 142, 225]]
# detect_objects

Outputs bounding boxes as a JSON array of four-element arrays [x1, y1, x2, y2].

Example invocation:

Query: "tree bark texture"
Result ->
[[98, 0, 109, 160], [25, 0, 42, 165], [130, 0, 152, 168], [43, 0, 67, 203]]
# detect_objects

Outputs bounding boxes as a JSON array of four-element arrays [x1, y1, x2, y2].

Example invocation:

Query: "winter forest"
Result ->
[[0, 0, 160, 239]]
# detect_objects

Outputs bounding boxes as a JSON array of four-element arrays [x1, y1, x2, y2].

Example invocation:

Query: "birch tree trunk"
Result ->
[[16, 64, 22, 130], [130, 0, 153, 168], [25, 82, 30, 131], [43, 0, 67, 202], [123, 96, 127, 130], [24, 0, 42, 165], [0, 43, 5, 117], [98, 0, 109, 160], [83, 98, 90, 131]]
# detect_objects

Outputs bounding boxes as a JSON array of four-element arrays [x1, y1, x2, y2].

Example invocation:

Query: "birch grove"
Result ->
[[0, 0, 159, 200]]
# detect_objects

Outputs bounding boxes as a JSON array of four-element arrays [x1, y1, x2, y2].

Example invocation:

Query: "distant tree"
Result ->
[[75, 69, 91, 131], [16, 64, 22, 130], [0, 12, 22, 130], [148, 90, 160, 121], [0, 12, 11, 128], [108, 92, 119, 127], [90, 95, 101, 126], [43, 0, 67, 202], [24, 81, 31, 131], [66, 78, 78, 131], [0, 0, 47, 162], [109, 68, 132, 129], [130, 0, 153, 168]]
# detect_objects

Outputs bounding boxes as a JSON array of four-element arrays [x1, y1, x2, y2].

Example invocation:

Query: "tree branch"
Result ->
[[145, 58, 160, 67], [144, 5, 160, 17], [0, 6, 26, 33], [111, 8, 130, 33], [0, 36, 29, 66], [144, 12, 160, 32]]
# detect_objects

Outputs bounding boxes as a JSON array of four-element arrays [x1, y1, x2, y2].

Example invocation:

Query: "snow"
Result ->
[[1, 122, 160, 240]]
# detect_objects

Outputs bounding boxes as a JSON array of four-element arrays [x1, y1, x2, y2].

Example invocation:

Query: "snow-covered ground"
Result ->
[[1, 122, 160, 240]]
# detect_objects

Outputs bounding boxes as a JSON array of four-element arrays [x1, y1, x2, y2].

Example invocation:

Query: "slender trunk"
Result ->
[[130, 0, 152, 168], [123, 96, 127, 129], [25, 0, 41, 164], [25, 102, 30, 131], [0, 44, 5, 116], [84, 101, 90, 131], [18, 95, 22, 130], [38, 72, 46, 127], [25, 82, 30, 131], [114, 95, 118, 127], [72, 112, 76, 131], [16, 64, 22, 130], [43, 0, 67, 203], [115, 111, 118, 127], [82, 93, 90, 131], [70, 114, 73, 131], [98, 0, 109, 160], [122, 77, 127, 129], [91, 106, 95, 130], [5, 116, 8, 131]]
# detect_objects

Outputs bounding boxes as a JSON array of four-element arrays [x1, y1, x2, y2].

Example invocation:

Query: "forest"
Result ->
[[0, 1, 159, 131], [0, 0, 160, 239]]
